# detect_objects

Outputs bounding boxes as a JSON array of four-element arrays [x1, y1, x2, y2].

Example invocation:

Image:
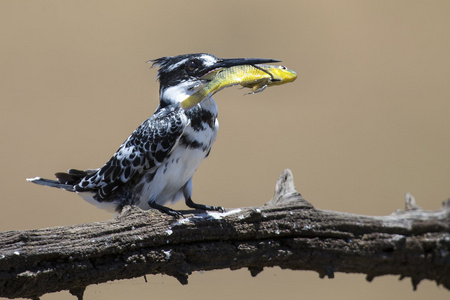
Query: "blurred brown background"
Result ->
[[1, 0, 449, 299]]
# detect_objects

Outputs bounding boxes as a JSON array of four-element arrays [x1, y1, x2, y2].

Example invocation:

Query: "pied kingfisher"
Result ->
[[28, 53, 279, 216]]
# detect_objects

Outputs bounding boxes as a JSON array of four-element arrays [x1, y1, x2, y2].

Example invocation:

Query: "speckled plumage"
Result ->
[[77, 105, 188, 200]]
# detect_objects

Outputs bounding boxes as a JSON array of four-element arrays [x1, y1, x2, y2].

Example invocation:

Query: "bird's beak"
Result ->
[[205, 57, 280, 73]]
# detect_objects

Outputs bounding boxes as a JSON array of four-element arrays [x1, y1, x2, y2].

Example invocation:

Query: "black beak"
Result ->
[[205, 57, 281, 73]]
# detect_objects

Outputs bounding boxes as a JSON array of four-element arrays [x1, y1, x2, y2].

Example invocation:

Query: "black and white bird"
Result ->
[[27, 53, 279, 216]]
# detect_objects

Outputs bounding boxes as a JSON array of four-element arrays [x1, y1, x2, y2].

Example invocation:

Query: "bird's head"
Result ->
[[150, 53, 279, 107]]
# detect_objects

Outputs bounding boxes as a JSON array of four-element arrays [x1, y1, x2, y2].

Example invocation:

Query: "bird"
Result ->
[[27, 53, 281, 216]]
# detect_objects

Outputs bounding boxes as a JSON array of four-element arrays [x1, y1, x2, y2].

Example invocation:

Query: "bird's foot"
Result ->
[[148, 201, 183, 217], [185, 198, 225, 213]]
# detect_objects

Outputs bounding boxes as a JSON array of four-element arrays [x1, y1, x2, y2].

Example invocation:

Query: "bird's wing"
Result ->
[[75, 107, 188, 198]]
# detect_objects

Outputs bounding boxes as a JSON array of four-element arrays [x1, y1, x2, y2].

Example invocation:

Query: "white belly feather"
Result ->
[[135, 118, 218, 209]]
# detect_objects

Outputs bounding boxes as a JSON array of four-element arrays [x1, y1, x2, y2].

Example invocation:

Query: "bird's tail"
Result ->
[[27, 169, 96, 191], [26, 177, 75, 191]]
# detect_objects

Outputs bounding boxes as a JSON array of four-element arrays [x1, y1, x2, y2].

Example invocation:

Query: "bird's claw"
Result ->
[[214, 206, 225, 213], [168, 209, 184, 218], [149, 201, 184, 218]]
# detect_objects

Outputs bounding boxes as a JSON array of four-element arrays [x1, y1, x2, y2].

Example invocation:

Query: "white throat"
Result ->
[[159, 80, 218, 115], [160, 81, 204, 105]]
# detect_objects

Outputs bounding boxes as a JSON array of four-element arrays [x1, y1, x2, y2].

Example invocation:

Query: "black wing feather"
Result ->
[[74, 107, 187, 199]]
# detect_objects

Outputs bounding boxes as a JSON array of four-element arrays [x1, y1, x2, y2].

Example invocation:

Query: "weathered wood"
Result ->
[[0, 169, 449, 299]]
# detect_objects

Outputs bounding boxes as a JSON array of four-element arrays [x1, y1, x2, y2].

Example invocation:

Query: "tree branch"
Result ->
[[1, 169, 449, 299]]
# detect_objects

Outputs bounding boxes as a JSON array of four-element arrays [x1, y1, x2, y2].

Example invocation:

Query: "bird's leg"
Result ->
[[148, 201, 183, 217], [185, 197, 225, 212]]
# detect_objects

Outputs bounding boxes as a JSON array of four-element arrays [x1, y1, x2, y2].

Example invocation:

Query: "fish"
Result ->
[[180, 64, 297, 109]]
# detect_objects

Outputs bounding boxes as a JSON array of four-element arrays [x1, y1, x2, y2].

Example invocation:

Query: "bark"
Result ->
[[0, 169, 449, 300]]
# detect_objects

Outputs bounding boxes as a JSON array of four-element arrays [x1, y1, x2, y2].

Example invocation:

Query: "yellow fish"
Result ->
[[181, 64, 297, 109]]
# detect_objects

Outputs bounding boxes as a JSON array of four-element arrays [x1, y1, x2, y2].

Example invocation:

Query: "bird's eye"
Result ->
[[185, 59, 201, 73]]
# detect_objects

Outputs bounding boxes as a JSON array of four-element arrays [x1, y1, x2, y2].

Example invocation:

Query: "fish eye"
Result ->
[[185, 59, 201, 72], [280, 65, 287, 70]]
